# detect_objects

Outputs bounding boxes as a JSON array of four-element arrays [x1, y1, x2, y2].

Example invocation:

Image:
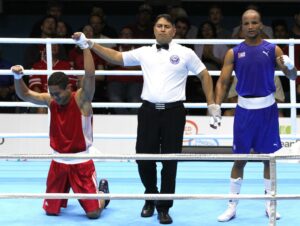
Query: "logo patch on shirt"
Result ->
[[262, 50, 269, 57], [170, 55, 180, 64], [238, 51, 246, 58]]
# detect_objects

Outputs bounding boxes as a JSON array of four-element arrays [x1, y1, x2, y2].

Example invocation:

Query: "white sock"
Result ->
[[264, 178, 271, 206], [264, 178, 271, 194], [229, 177, 242, 205]]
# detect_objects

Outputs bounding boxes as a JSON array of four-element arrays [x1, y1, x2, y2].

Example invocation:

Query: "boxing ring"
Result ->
[[0, 38, 300, 226]]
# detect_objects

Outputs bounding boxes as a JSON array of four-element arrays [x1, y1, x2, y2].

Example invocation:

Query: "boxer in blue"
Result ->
[[213, 9, 297, 222]]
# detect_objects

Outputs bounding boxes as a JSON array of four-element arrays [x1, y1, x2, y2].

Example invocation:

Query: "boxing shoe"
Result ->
[[99, 179, 110, 208], [265, 202, 281, 220], [217, 202, 237, 222]]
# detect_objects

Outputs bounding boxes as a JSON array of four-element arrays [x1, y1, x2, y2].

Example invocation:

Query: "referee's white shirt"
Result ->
[[122, 41, 206, 103]]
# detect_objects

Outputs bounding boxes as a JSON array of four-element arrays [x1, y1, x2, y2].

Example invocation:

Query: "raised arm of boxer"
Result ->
[[72, 32, 124, 66], [11, 65, 51, 106], [72, 32, 96, 116]]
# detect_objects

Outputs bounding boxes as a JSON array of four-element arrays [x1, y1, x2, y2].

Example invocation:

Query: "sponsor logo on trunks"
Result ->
[[170, 55, 180, 64], [238, 51, 246, 58]]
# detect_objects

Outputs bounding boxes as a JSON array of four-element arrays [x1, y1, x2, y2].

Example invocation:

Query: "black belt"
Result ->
[[142, 100, 183, 110]]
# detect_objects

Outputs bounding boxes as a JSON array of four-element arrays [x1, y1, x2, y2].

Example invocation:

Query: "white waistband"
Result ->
[[237, 93, 275, 110], [52, 148, 91, 164]]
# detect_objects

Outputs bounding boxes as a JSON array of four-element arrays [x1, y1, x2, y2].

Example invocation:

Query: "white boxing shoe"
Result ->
[[265, 203, 281, 220], [217, 203, 237, 222]]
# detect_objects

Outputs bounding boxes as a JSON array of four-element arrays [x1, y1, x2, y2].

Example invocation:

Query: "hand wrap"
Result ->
[[208, 104, 222, 129], [11, 65, 24, 80], [282, 55, 294, 70], [75, 33, 90, 49]]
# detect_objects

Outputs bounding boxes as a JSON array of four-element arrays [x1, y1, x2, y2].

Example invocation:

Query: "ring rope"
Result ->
[[1, 37, 300, 45], [0, 193, 297, 200], [0, 133, 299, 140], [1, 102, 300, 109], [0, 153, 297, 161], [2, 69, 298, 76]]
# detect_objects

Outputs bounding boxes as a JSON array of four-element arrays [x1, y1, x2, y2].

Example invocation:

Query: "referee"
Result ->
[[74, 13, 220, 224]]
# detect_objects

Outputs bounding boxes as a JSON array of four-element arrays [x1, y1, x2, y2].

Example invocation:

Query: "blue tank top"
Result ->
[[233, 40, 276, 96]]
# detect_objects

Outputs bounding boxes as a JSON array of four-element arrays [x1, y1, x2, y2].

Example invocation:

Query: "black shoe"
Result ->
[[158, 211, 173, 224], [98, 179, 110, 208], [141, 202, 155, 217]]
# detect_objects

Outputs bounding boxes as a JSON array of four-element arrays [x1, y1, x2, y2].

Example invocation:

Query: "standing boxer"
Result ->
[[215, 9, 297, 222]]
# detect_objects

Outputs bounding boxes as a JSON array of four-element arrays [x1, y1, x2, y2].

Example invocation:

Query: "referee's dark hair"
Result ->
[[154, 14, 175, 25]]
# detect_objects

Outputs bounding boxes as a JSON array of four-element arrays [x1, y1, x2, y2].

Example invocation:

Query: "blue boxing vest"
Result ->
[[233, 40, 276, 97]]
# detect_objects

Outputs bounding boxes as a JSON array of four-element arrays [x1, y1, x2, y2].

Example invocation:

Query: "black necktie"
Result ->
[[156, 44, 169, 50]]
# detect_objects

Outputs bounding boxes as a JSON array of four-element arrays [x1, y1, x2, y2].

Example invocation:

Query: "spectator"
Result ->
[[127, 4, 154, 39], [208, 4, 231, 38], [29, 44, 77, 113], [0, 55, 16, 113], [194, 21, 228, 71], [291, 9, 300, 38], [56, 20, 73, 56], [89, 13, 116, 48], [174, 17, 191, 39], [106, 26, 143, 114], [90, 6, 118, 38], [30, 0, 64, 38], [168, 5, 198, 39], [24, 15, 62, 69]]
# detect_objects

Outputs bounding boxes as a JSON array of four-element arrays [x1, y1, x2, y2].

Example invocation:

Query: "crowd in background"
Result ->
[[0, 0, 299, 116]]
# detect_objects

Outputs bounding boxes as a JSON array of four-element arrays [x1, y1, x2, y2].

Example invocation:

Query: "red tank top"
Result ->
[[49, 93, 93, 153]]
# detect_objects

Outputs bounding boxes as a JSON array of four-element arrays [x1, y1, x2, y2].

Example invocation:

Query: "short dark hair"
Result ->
[[41, 15, 58, 27], [197, 21, 217, 38], [272, 19, 288, 32], [175, 17, 191, 30], [48, 72, 69, 89], [154, 14, 175, 26]]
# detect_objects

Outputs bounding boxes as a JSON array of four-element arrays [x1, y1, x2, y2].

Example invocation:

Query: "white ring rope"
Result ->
[[0, 153, 274, 161], [1, 102, 300, 109], [1, 37, 300, 45], [0, 152, 298, 161], [0, 193, 297, 201], [0, 133, 299, 140], [1, 69, 299, 76]]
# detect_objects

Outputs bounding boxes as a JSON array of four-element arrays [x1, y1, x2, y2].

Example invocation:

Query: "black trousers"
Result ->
[[136, 102, 186, 211]]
